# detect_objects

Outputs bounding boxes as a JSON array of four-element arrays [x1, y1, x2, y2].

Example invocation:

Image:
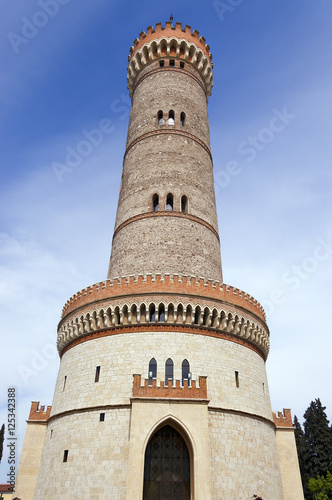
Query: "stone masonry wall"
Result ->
[[33, 408, 130, 500], [50, 331, 272, 420], [208, 410, 284, 500]]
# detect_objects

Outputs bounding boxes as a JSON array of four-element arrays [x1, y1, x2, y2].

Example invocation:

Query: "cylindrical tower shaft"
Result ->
[[108, 22, 222, 281]]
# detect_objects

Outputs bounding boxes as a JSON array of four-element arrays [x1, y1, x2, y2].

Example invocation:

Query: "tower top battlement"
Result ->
[[129, 22, 213, 62], [127, 21, 213, 97]]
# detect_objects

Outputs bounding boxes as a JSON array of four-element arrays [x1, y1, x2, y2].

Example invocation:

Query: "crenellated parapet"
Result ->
[[273, 409, 294, 429], [132, 374, 208, 400], [28, 401, 52, 423], [127, 21, 213, 98], [61, 274, 266, 321]]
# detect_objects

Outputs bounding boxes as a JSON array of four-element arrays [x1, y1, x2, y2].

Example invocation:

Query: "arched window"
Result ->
[[168, 110, 175, 125], [158, 110, 163, 126], [149, 304, 156, 322], [194, 306, 200, 325], [182, 359, 190, 385], [165, 358, 173, 385], [180, 112, 186, 127], [152, 194, 159, 212], [143, 425, 190, 499], [158, 304, 165, 322], [166, 193, 173, 211], [181, 195, 187, 214], [148, 358, 157, 386]]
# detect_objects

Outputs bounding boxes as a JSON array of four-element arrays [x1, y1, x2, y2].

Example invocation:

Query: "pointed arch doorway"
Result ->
[[143, 424, 191, 500]]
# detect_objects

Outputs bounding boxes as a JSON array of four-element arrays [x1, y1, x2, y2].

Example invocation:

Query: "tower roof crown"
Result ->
[[128, 22, 213, 62], [127, 22, 213, 98]]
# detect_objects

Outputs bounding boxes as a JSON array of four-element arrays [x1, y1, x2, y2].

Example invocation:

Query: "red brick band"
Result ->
[[60, 324, 266, 360], [124, 128, 212, 160], [113, 210, 219, 241]]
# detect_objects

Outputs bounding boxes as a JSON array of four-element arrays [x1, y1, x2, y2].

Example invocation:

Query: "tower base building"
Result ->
[[15, 21, 304, 500]]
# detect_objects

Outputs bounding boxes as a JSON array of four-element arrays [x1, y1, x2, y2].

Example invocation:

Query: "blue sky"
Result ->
[[1, 0, 332, 483]]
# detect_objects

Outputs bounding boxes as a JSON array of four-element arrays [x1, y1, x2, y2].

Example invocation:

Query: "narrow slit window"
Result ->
[[181, 195, 188, 214], [159, 60, 164, 68], [63, 450, 68, 462], [157, 110, 163, 126], [63, 375, 67, 391], [180, 61, 185, 69], [152, 194, 159, 212], [180, 112, 186, 127], [169, 59, 175, 67], [100, 413, 105, 422], [235, 371, 239, 388], [95, 366, 100, 383], [166, 193, 173, 211], [165, 358, 174, 385], [168, 110, 175, 125], [50, 430, 53, 438]]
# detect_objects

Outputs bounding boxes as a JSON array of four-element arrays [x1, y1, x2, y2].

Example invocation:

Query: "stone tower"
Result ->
[[15, 21, 304, 500]]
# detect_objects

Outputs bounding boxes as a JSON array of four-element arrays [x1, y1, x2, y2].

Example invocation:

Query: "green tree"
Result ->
[[294, 414, 313, 499], [304, 399, 332, 478], [0, 424, 4, 462], [308, 471, 332, 499]]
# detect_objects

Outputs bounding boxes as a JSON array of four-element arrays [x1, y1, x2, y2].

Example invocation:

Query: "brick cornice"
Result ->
[[59, 324, 266, 360], [113, 210, 219, 241], [124, 128, 212, 160]]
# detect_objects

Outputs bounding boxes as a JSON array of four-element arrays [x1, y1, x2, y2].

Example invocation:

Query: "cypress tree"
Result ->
[[0, 424, 4, 463], [294, 414, 313, 499], [303, 399, 332, 478]]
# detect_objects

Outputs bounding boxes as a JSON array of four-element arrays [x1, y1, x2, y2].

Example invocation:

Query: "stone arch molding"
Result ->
[[142, 414, 196, 457], [57, 298, 270, 357], [127, 36, 213, 97]]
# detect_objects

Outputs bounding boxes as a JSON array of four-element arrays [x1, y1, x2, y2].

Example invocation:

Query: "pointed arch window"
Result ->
[[181, 195, 187, 214], [165, 358, 173, 385], [182, 359, 190, 385], [158, 304, 165, 322], [158, 110, 163, 126], [149, 304, 156, 322], [153, 194, 159, 212], [194, 306, 200, 325], [166, 193, 173, 211], [180, 112, 186, 127], [168, 110, 175, 125], [148, 358, 157, 386]]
